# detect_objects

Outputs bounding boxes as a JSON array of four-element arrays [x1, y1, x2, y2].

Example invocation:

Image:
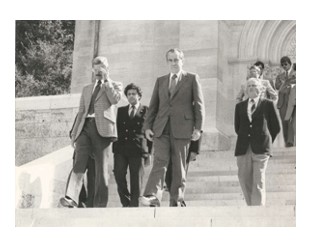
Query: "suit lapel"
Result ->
[[163, 75, 170, 100], [171, 71, 187, 100], [134, 104, 143, 119], [95, 82, 105, 102], [242, 99, 249, 121], [85, 84, 94, 109], [252, 98, 263, 119]]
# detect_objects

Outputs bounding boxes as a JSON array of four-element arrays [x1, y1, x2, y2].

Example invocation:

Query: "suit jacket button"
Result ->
[[248, 134, 250, 137], [250, 125, 252, 127], [126, 129, 128, 132], [125, 137, 128, 140]]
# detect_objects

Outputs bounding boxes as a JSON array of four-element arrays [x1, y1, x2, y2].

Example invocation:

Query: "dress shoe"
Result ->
[[139, 196, 160, 207], [169, 200, 186, 207], [60, 196, 78, 208]]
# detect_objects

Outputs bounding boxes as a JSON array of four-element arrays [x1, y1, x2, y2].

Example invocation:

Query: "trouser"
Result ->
[[279, 107, 294, 146], [143, 122, 190, 205], [66, 118, 111, 207], [113, 154, 144, 207], [236, 146, 269, 206], [65, 152, 95, 207]]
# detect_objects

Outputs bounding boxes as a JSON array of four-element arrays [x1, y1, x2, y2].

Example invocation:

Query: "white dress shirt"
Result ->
[[169, 70, 182, 88]]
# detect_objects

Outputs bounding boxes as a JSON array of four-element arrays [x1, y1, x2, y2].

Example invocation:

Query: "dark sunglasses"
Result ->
[[281, 63, 289, 66]]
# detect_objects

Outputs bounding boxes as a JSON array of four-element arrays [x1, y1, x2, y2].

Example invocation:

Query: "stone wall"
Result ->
[[15, 94, 80, 166]]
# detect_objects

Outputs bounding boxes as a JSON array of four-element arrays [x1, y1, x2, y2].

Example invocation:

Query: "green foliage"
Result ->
[[15, 20, 75, 97]]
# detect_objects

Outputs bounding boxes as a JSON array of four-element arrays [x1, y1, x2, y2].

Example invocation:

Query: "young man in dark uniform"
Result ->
[[112, 83, 151, 207]]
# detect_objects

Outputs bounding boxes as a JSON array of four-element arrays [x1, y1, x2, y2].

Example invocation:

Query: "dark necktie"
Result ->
[[251, 99, 256, 114], [169, 74, 177, 98], [129, 105, 136, 119], [88, 80, 101, 115]]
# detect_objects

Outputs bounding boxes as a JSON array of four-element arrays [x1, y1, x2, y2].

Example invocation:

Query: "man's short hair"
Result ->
[[124, 83, 142, 98], [254, 61, 265, 70], [165, 48, 184, 61], [92, 56, 109, 68], [280, 56, 292, 66]]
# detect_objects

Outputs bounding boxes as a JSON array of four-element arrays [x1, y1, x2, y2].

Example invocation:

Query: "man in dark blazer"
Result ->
[[235, 78, 280, 206], [60, 56, 122, 208], [112, 83, 152, 207], [140, 48, 205, 207]]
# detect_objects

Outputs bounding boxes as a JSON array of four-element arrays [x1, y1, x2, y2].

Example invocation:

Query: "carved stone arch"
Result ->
[[238, 20, 296, 64]]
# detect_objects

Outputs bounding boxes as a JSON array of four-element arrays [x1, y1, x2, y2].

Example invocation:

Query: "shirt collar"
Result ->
[[249, 95, 260, 105], [170, 70, 182, 81], [129, 102, 140, 110], [286, 65, 293, 76]]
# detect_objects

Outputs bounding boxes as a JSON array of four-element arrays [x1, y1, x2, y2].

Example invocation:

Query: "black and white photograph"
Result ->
[[2, 0, 317, 247]]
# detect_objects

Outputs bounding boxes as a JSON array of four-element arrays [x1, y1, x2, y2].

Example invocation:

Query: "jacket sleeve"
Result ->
[[102, 81, 123, 105], [234, 103, 240, 135], [265, 80, 278, 102], [143, 78, 160, 131], [71, 87, 86, 140], [192, 74, 205, 131], [267, 101, 281, 142]]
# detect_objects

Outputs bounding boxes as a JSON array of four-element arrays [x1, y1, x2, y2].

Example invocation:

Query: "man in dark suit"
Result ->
[[234, 78, 280, 206], [112, 83, 152, 207], [140, 48, 205, 207], [60, 56, 122, 208]]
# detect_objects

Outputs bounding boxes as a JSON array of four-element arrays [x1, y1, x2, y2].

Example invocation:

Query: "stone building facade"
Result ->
[[70, 20, 296, 150]]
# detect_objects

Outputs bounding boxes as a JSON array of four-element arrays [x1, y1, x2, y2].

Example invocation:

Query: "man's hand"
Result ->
[[191, 129, 201, 141], [145, 129, 154, 141], [100, 67, 110, 82], [71, 138, 76, 149]]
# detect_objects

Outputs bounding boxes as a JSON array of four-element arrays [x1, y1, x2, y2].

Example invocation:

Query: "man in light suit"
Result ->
[[140, 48, 205, 207], [60, 56, 122, 208], [235, 78, 280, 206]]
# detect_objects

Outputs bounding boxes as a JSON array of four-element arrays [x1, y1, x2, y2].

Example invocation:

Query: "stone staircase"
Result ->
[[107, 146, 296, 208], [15, 144, 296, 226]]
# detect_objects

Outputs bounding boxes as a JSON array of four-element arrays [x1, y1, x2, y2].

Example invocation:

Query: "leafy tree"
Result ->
[[15, 20, 75, 97]]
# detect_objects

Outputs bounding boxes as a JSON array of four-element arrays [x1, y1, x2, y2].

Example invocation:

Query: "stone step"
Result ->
[[107, 191, 295, 205], [107, 198, 295, 208], [104, 183, 296, 196], [16, 205, 296, 227]]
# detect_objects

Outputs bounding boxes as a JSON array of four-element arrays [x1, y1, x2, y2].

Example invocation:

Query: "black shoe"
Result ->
[[286, 142, 294, 147], [139, 196, 160, 207], [60, 197, 78, 208]]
